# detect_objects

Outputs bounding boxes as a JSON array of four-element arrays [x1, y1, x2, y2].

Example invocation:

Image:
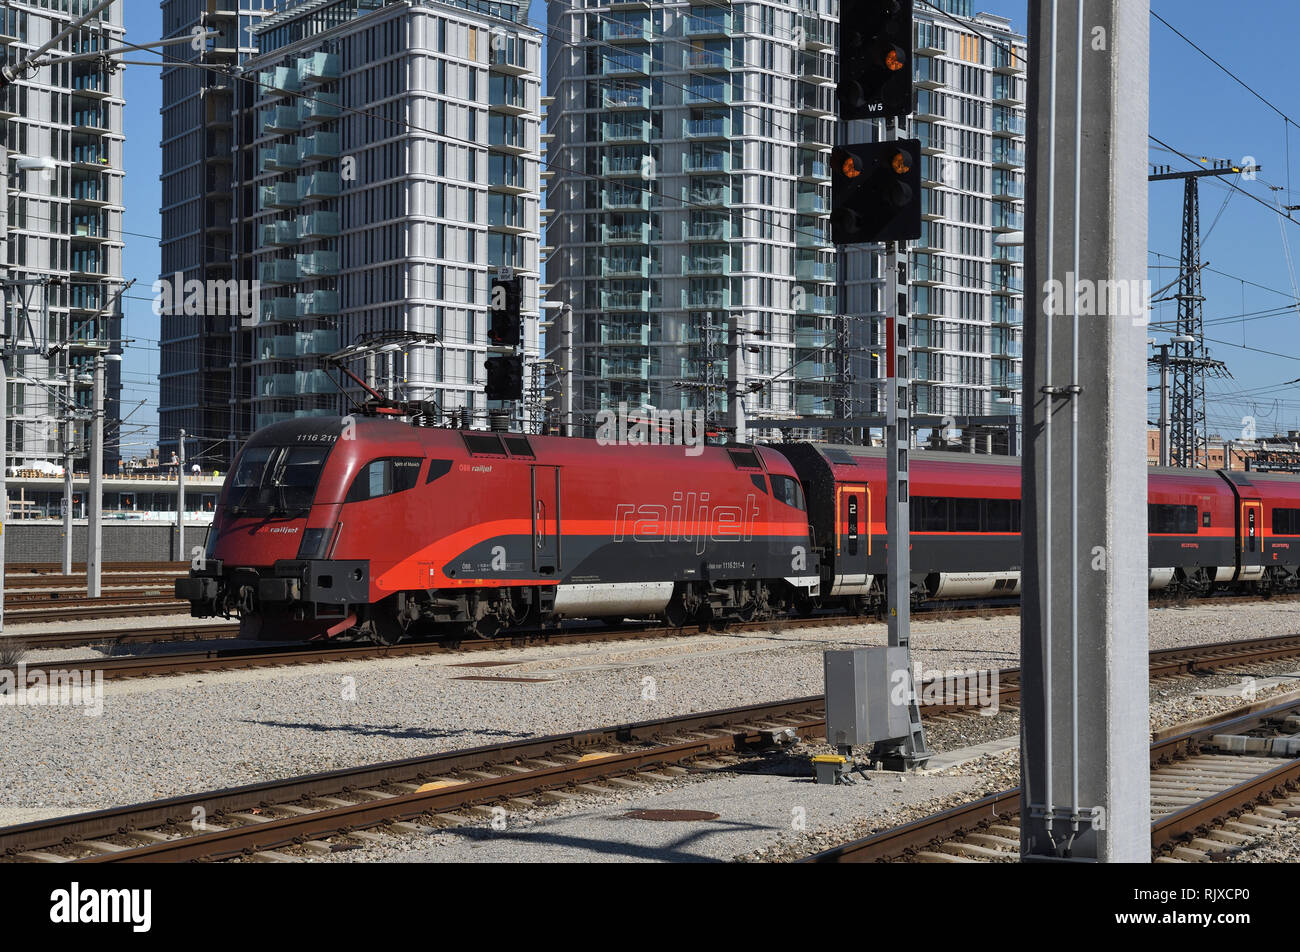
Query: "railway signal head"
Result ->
[[831, 139, 923, 244], [485, 354, 524, 401], [489, 276, 522, 348], [838, 0, 914, 121]]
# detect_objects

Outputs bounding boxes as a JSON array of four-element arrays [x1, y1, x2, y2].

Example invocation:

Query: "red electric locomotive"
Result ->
[[179, 417, 821, 641]]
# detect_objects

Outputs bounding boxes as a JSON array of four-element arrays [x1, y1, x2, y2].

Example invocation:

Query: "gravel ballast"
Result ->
[[2, 599, 1298, 846]]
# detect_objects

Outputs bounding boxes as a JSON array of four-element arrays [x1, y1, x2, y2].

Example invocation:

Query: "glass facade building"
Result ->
[[1, 0, 126, 471], [544, 0, 1026, 443]]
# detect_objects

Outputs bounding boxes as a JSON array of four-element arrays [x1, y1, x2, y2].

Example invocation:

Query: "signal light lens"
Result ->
[[891, 150, 913, 175], [841, 155, 862, 179], [885, 48, 904, 72]]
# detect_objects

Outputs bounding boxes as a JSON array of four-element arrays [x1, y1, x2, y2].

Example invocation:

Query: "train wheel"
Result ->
[[368, 609, 405, 646], [663, 591, 689, 628], [793, 595, 819, 618]]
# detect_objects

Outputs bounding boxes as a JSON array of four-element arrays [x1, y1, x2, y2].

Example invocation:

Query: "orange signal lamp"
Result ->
[[891, 152, 911, 175], [841, 155, 862, 178], [885, 48, 904, 71]]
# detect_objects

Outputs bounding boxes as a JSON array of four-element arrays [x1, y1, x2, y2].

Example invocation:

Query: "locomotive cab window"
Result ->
[[347, 457, 423, 503], [771, 475, 806, 510], [228, 444, 331, 515]]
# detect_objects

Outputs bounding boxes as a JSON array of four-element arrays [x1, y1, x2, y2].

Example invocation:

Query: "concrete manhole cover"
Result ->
[[623, 809, 720, 822]]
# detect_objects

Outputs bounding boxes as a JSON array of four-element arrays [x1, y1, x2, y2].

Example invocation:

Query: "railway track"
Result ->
[[3, 562, 186, 576], [7, 616, 1300, 689], [4, 640, 1300, 863], [0, 697, 830, 863], [3, 574, 181, 592], [800, 694, 1300, 863], [3, 587, 1293, 655]]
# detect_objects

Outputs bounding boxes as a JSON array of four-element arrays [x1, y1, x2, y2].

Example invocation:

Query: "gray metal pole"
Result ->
[[63, 342, 75, 574], [726, 315, 747, 444], [87, 355, 104, 598], [177, 427, 186, 563], [0, 348, 6, 632], [1158, 344, 1170, 468], [878, 180, 929, 771], [1021, 0, 1151, 862], [559, 304, 574, 438]]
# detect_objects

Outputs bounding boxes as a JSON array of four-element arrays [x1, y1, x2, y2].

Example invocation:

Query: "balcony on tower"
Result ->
[[684, 80, 729, 106], [299, 91, 341, 123], [298, 132, 341, 164], [601, 83, 651, 110], [296, 250, 340, 279], [601, 322, 650, 346], [795, 292, 834, 315], [682, 286, 730, 309], [992, 202, 1025, 232], [683, 248, 731, 276], [601, 253, 651, 278], [298, 211, 340, 240], [683, 214, 730, 242], [603, 16, 651, 43], [258, 259, 298, 286], [261, 143, 301, 172], [599, 50, 651, 76], [297, 290, 340, 317], [298, 52, 340, 86], [297, 171, 342, 201], [993, 108, 1026, 138], [799, 15, 833, 50], [683, 10, 730, 37], [259, 182, 301, 210], [259, 65, 301, 97], [602, 185, 651, 211], [601, 357, 651, 380], [602, 153, 651, 177], [797, 186, 829, 216], [684, 179, 730, 208], [296, 329, 341, 356], [258, 297, 297, 324], [602, 290, 651, 311], [601, 119, 651, 143], [259, 220, 298, 248], [683, 115, 729, 139], [683, 45, 731, 72], [295, 369, 335, 394], [263, 105, 302, 135], [795, 220, 831, 247], [603, 221, 651, 244], [796, 255, 832, 283], [683, 149, 729, 174], [257, 373, 296, 397]]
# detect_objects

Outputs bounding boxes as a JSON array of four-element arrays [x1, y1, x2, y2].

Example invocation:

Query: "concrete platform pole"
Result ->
[[1021, 0, 1151, 861]]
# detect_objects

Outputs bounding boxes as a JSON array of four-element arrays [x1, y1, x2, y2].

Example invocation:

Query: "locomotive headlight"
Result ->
[[297, 527, 333, 561]]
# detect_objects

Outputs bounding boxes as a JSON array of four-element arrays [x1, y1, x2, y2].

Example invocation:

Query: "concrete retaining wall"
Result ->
[[5, 524, 196, 563]]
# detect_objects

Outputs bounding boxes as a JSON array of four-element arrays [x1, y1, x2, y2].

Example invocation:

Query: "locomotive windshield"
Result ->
[[228, 444, 332, 516]]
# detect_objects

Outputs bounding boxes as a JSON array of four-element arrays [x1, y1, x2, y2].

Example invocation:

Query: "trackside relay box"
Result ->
[[824, 647, 912, 746]]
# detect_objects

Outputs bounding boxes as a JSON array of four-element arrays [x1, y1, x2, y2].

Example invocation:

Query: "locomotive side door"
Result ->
[[531, 465, 561, 576], [832, 482, 870, 594]]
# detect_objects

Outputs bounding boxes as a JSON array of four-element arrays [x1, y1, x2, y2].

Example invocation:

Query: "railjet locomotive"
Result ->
[[177, 416, 1300, 642]]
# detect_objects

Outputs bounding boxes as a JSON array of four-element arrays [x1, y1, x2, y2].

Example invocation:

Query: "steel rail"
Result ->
[[800, 696, 1300, 862], [0, 696, 827, 859]]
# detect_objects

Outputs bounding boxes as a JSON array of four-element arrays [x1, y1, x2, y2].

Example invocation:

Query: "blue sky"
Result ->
[[116, 0, 1300, 454]]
